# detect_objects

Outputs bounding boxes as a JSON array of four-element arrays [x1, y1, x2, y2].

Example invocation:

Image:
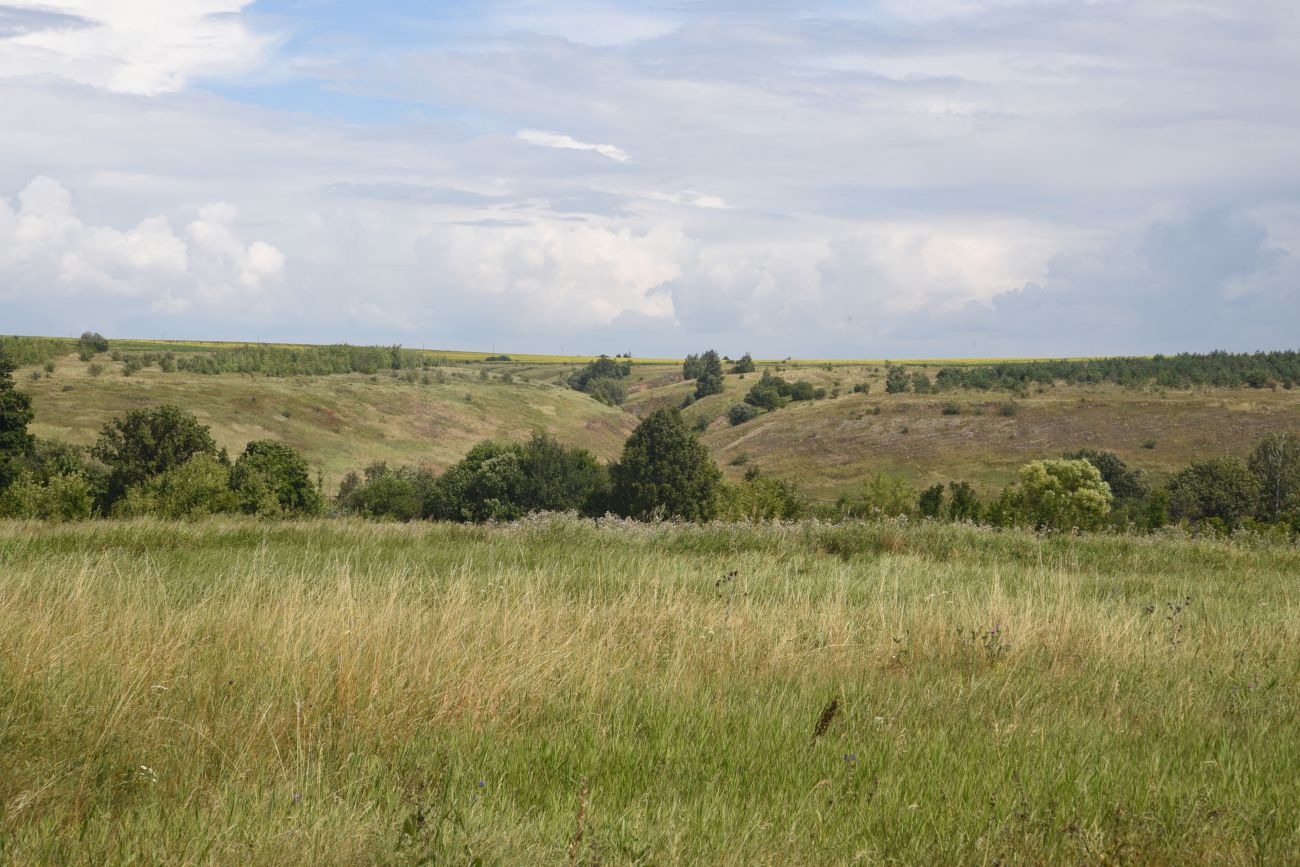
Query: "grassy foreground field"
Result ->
[[1, 517, 1297, 864]]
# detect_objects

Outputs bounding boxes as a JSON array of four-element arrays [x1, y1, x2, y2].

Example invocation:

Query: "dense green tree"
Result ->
[[947, 481, 982, 523], [1019, 459, 1113, 531], [789, 380, 817, 401], [694, 372, 724, 399], [1167, 457, 1261, 527], [691, 350, 725, 398], [231, 440, 323, 517], [885, 365, 910, 394], [430, 441, 527, 522], [569, 355, 632, 391], [516, 431, 609, 516], [0, 353, 36, 489], [917, 484, 945, 519], [682, 353, 704, 381], [92, 405, 217, 504], [910, 372, 932, 394], [338, 462, 436, 521], [1248, 432, 1300, 522], [77, 331, 109, 359], [744, 371, 793, 411], [731, 353, 756, 374], [610, 408, 721, 520], [1064, 449, 1148, 501]]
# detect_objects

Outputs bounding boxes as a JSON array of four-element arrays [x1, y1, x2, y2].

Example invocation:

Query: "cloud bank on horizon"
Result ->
[[1, 0, 1297, 357]]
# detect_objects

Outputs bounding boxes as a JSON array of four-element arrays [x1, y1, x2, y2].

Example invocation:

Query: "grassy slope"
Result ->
[[0, 517, 1296, 863], [20, 355, 635, 487], [13, 350, 1300, 500]]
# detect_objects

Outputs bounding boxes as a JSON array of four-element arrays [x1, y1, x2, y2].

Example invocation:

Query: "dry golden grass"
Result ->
[[1, 517, 1297, 863]]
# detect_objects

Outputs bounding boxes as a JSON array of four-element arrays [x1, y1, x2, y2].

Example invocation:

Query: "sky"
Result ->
[[1, 0, 1298, 358]]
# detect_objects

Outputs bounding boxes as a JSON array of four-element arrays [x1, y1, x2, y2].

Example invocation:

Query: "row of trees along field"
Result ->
[[8, 331, 1298, 393], [3, 349, 1299, 533]]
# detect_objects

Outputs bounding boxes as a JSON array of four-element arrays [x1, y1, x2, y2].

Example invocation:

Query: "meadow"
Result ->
[[1, 516, 1296, 864]]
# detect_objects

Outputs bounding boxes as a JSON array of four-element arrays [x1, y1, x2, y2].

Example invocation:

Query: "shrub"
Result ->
[[0, 471, 94, 520], [568, 355, 632, 394], [730, 353, 756, 374], [999, 402, 1018, 417], [838, 472, 913, 518], [852, 382, 870, 394], [585, 377, 628, 406], [744, 371, 793, 410], [1167, 457, 1261, 528], [885, 366, 909, 394], [789, 380, 816, 401], [1018, 459, 1113, 531], [718, 472, 808, 520], [729, 403, 760, 425], [88, 363, 103, 377], [941, 401, 961, 416], [610, 408, 720, 520], [911, 372, 932, 394], [694, 372, 724, 399], [231, 440, 323, 517], [116, 454, 236, 519], [77, 331, 109, 355]]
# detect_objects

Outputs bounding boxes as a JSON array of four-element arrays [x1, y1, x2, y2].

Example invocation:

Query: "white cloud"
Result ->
[[416, 222, 686, 328], [0, 176, 283, 312], [516, 130, 630, 163], [0, 0, 273, 94]]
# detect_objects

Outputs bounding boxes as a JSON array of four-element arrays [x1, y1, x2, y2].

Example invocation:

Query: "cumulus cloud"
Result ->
[[0, 0, 273, 94], [0, 176, 284, 317], [3, 1, 1300, 355]]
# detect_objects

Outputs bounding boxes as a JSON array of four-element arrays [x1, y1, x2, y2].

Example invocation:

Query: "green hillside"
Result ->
[[8, 341, 1300, 501]]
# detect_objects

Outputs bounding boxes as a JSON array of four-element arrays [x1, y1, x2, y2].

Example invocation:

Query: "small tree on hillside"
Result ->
[[611, 408, 721, 520], [0, 353, 35, 490], [92, 405, 217, 505], [731, 353, 756, 374], [682, 353, 704, 381], [885, 365, 910, 394]]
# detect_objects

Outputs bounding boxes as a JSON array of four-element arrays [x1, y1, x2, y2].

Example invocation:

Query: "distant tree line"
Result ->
[[925, 351, 1300, 392]]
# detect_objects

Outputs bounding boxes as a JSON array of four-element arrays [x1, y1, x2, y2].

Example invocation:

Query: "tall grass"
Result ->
[[0, 516, 1296, 864]]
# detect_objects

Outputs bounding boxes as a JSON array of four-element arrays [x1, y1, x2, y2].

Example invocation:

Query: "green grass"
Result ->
[[1, 517, 1297, 863]]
